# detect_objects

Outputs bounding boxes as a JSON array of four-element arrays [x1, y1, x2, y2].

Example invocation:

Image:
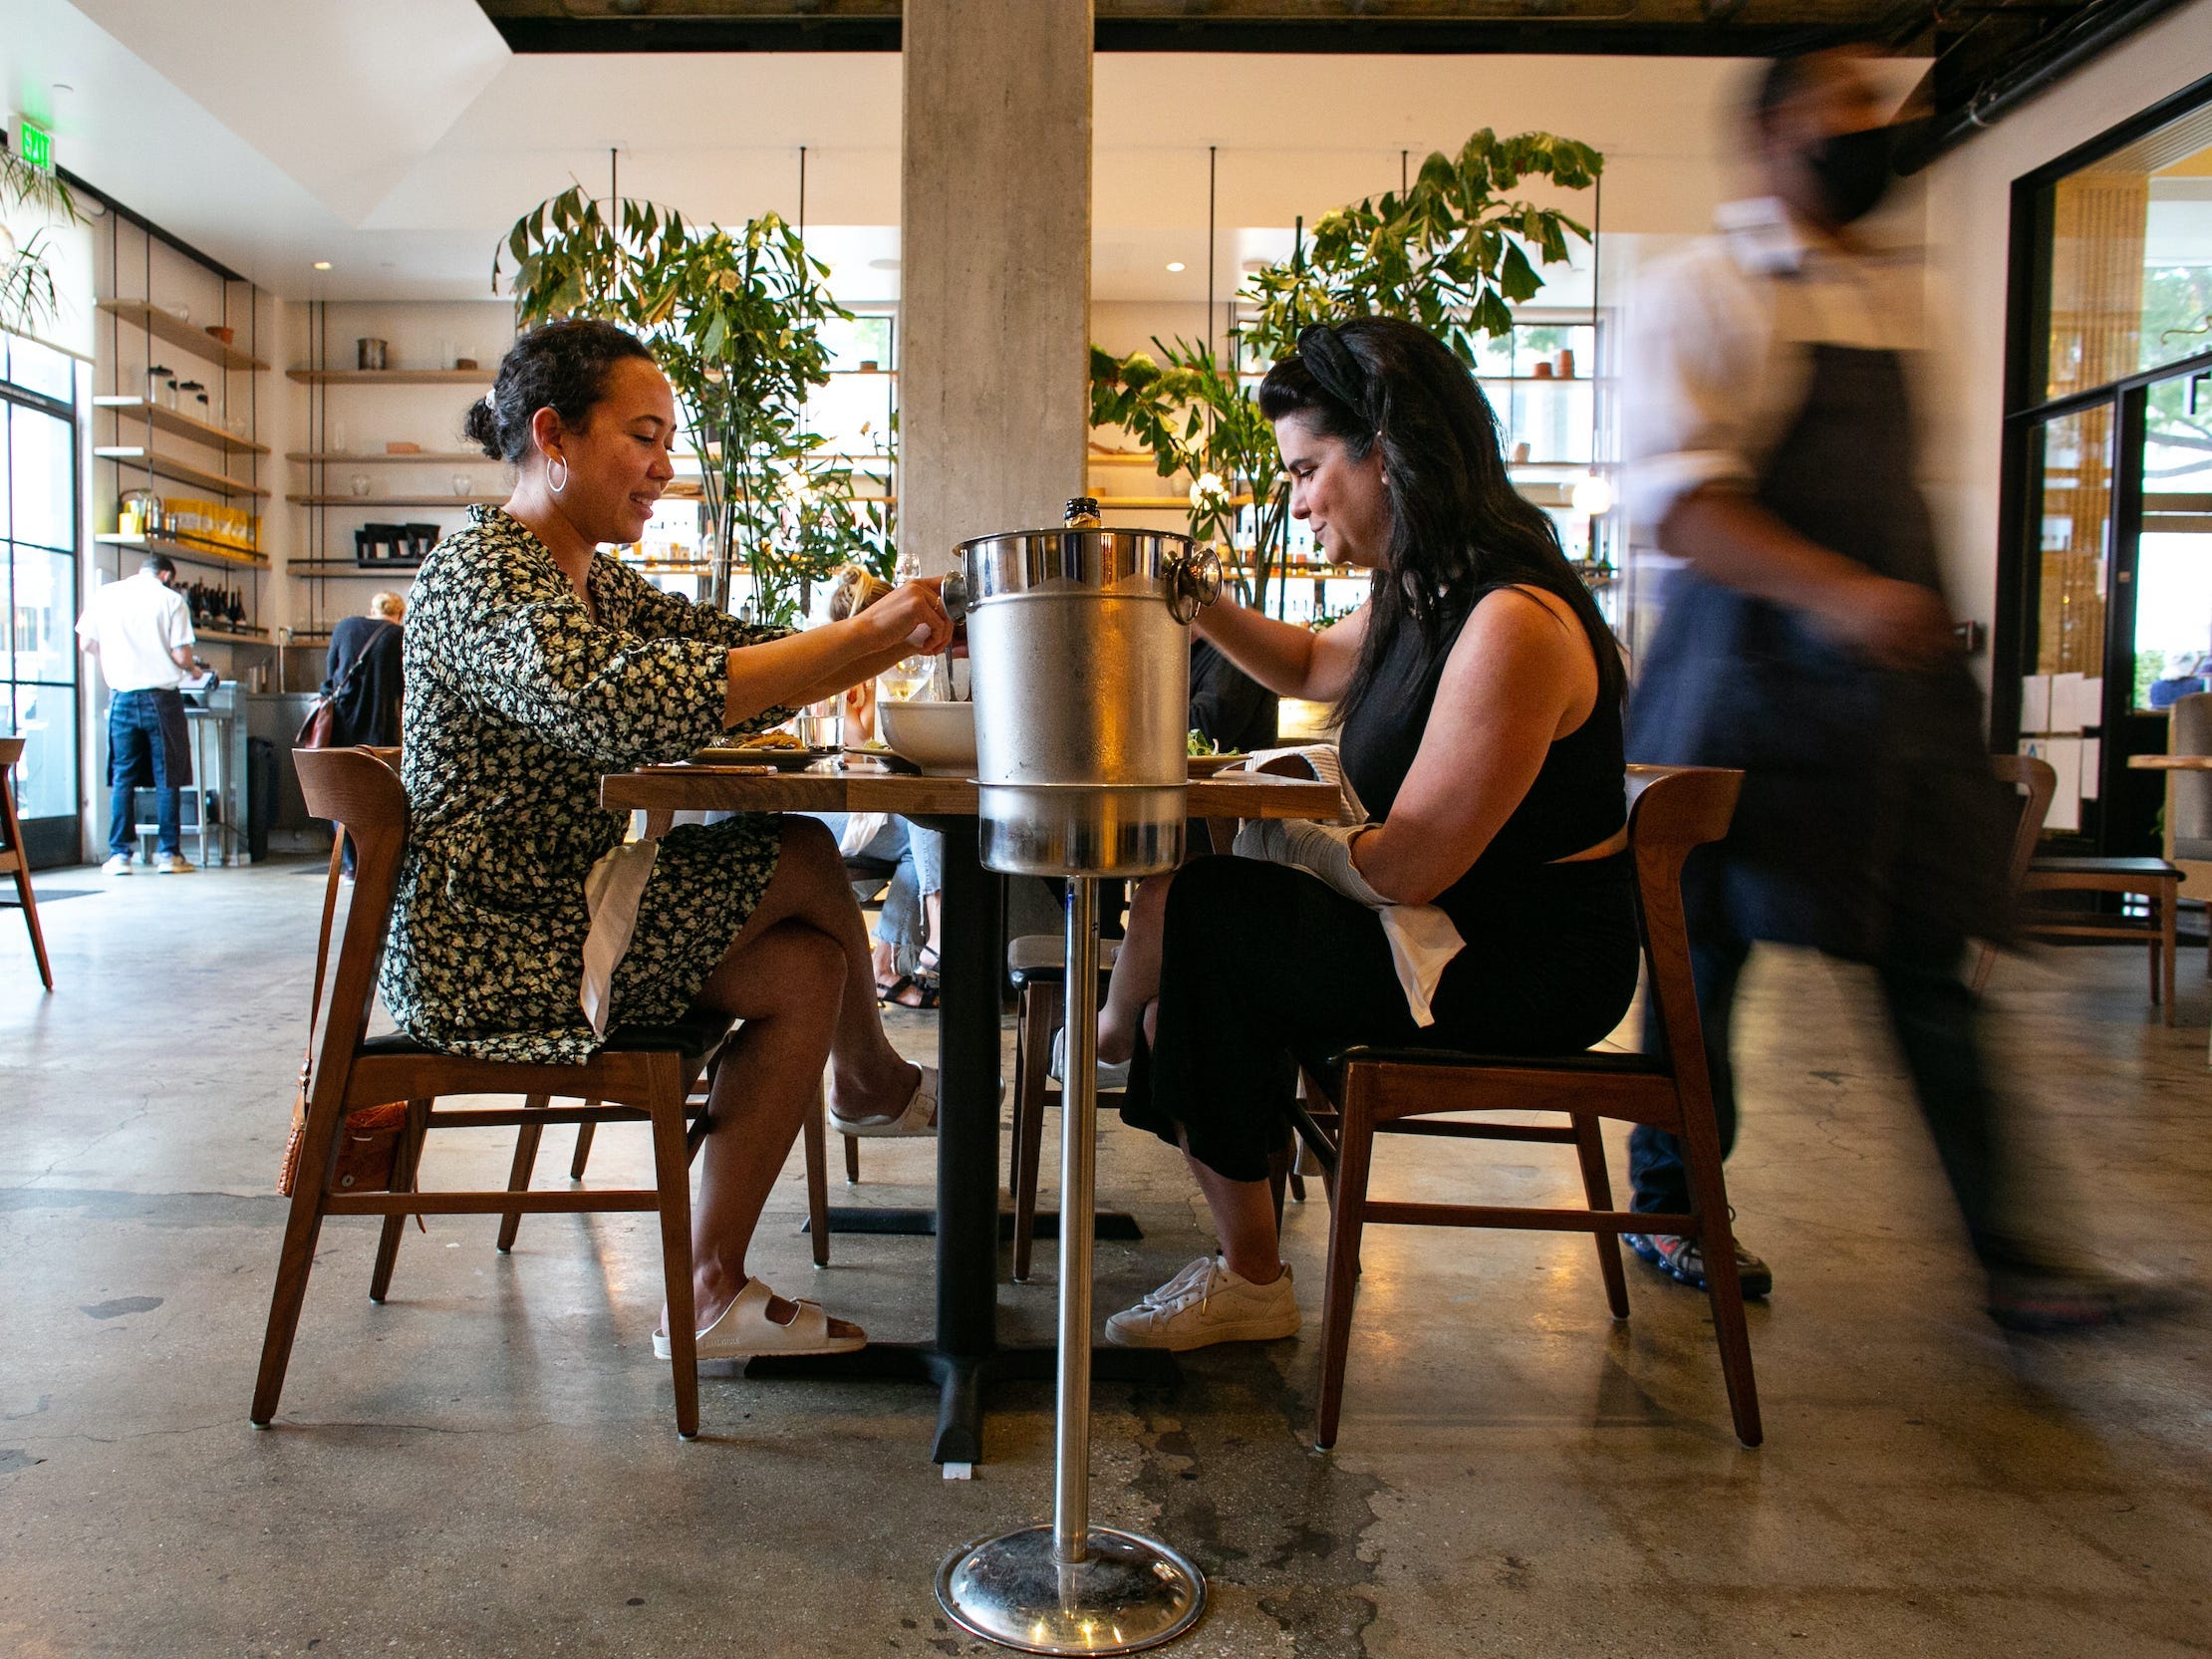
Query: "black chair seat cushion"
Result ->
[[1329, 1043, 1665, 1077], [359, 1005, 735, 1066], [1006, 932, 1120, 989], [2027, 856, 2181, 879]]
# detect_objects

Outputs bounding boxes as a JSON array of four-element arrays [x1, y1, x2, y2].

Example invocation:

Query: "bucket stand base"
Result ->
[[938, 1523, 1205, 1655]]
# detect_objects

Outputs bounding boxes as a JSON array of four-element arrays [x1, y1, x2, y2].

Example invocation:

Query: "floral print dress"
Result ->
[[380, 505, 791, 1064]]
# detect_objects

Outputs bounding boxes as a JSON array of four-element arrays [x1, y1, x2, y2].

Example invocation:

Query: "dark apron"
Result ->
[[109, 687, 196, 793], [1627, 344, 2012, 959]]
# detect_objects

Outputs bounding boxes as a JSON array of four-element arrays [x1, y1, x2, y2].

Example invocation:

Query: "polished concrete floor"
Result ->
[[3, 858, 2208, 1658]]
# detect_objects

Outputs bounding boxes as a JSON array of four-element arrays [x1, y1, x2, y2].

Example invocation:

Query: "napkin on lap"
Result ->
[[1231, 750, 1467, 1026]]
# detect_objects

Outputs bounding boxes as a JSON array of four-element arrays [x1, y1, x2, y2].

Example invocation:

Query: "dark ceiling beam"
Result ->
[[487, 16, 1880, 55]]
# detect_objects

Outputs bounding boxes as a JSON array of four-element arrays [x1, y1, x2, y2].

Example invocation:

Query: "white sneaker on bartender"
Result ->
[[1049, 1026, 1132, 1093], [1104, 1255, 1300, 1351], [102, 853, 134, 876]]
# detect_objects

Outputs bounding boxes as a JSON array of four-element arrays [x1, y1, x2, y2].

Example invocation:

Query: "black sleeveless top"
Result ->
[[1337, 586, 1625, 925]]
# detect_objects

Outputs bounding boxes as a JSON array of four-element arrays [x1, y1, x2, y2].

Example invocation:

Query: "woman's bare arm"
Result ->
[[721, 582, 952, 726], [1195, 593, 1370, 704], [1348, 589, 1592, 906]]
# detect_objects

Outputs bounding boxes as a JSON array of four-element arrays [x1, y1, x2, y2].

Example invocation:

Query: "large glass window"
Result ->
[[2, 331, 83, 865]]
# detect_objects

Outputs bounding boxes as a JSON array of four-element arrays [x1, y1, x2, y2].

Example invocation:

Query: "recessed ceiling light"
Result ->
[[1166, 261, 1186, 272], [312, 260, 332, 270]]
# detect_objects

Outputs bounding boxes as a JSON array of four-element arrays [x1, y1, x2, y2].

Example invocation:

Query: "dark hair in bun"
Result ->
[[463, 318, 657, 462]]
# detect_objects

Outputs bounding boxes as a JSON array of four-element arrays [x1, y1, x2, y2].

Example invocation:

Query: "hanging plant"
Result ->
[[0, 149, 85, 338], [496, 184, 891, 624], [1088, 127, 1600, 613]]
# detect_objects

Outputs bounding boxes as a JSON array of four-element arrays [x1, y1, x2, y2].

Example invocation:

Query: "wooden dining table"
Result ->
[[600, 758, 1344, 1467]]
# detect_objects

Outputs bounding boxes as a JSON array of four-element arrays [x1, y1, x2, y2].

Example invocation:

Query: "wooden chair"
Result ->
[[0, 736, 53, 990], [1006, 931, 1122, 1281], [2019, 856, 2181, 1025], [1969, 753, 2059, 998], [1294, 764, 1760, 1451], [252, 747, 813, 1439]]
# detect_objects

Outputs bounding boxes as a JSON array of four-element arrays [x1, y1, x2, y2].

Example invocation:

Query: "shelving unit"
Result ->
[[94, 446, 271, 501], [98, 299, 270, 373], [286, 369, 495, 386], [95, 532, 268, 571], [288, 306, 513, 640], [96, 236, 270, 666], [287, 494, 503, 508]]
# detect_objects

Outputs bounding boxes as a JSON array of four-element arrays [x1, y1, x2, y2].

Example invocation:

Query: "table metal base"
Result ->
[[938, 1524, 1206, 1655], [740, 1342, 1178, 1466]]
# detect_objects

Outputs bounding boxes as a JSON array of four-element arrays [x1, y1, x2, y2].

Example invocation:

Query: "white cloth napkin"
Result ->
[[579, 837, 661, 1037], [1231, 745, 1468, 1026]]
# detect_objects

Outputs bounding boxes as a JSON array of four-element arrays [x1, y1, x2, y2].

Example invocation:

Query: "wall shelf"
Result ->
[[98, 299, 270, 374], [286, 368, 495, 386], [94, 397, 270, 456], [287, 494, 499, 508], [288, 560, 424, 574], [96, 446, 270, 501], [95, 533, 268, 571], [287, 450, 490, 464]]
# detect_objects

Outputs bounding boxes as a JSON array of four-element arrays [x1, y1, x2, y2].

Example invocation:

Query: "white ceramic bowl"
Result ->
[[878, 697, 975, 777]]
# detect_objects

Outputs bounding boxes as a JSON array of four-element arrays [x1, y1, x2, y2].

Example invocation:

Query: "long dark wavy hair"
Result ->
[[1257, 316, 1624, 722]]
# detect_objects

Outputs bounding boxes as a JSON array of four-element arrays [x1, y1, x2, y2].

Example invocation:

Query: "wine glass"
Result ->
[[877, 654, 930, 704]]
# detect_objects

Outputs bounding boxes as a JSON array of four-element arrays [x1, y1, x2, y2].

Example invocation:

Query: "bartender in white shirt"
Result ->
[[1617, 48, 2123, 1331], [76, 552, 201, 875]]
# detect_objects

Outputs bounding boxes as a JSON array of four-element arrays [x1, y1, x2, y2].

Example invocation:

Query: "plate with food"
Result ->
[[842, 739, 920, 774], [691, 735, 840, 771], [1187, 751, 1250, 776]]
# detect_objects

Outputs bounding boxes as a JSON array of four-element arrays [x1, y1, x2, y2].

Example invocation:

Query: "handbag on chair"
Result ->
[[276, 838, 407, 1196]]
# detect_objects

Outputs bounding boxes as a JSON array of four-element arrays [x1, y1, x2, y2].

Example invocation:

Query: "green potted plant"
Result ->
[[497, 184, 893, 623], [1089, 127, 1602, 613]]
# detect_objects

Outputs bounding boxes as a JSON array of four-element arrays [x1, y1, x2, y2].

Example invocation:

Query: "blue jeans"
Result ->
[[812, 813, 944, 954], [108, 690, 180, 857]]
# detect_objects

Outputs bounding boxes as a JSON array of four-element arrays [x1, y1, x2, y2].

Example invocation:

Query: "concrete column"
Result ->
[[899, 0, 1092, 574]]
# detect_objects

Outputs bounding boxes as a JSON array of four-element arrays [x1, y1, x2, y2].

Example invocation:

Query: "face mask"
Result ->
[[1807, 124, 1896, 225]]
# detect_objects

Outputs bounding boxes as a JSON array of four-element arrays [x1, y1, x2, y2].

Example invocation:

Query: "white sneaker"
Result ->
[[102, 853, 134, 876], [153, 854, 196, 874], [1104, 1255, 1300, 1351], [1049, 1026, 1132, 1092]]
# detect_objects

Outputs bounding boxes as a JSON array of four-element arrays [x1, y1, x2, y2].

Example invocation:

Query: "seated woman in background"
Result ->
[[1095, 317, 1639, 1351], [382, 319, 952, 1361]]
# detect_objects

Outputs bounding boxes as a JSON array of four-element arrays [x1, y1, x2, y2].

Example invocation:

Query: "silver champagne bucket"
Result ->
[[948, 500, 1221, 878]]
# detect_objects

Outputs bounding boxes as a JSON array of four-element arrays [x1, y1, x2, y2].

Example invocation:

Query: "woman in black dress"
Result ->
[[1097, 318, 1639, 1351]]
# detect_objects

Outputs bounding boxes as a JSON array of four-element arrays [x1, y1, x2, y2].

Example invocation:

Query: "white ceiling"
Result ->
[[7, 1, 1921, 307]]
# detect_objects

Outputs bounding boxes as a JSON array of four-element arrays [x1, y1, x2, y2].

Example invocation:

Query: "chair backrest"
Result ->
[[1990, 753, 2058, 896], [293, 747, 411, 1096], [2168, 692, 2212, 849], [1622, 763, 1744, 1101], [0, 735, 23, 856], [0, 735, 22, 767]]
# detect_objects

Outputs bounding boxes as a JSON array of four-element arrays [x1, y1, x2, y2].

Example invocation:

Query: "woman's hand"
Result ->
[[866, 578, 956, 656]]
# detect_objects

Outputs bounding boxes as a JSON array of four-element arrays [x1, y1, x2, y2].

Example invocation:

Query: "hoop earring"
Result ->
[[547, 457, 569, 495]]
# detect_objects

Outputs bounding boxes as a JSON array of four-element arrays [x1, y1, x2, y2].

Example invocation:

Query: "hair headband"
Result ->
[[1296, 323, 1372, 423]]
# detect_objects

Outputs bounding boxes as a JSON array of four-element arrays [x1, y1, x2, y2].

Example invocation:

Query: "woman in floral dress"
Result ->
[[383, 319, 952, 1361]]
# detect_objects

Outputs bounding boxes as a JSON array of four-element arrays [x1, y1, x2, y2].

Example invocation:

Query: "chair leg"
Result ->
[[803, 1078, 830, 1268], [1678, 1102, 1763, 1448], [1314, 1068, 1378, 1451], [250, 1090, 351, 1425], [1572, 1116, 1631, 1320], [841, 1130, 861, 1185], [646, 1066, 700, 1440], [1011, 981, 1059, 1282], [570, 1116, 597, 1180], [11, 862, 53, 991], [2160, 885, 2177, 1027], [368, 1099, 434, 1303], [496, 1096, 549, 1253]]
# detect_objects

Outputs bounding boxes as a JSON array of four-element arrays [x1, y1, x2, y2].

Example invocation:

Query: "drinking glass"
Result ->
[[878, 654, 930, 703]]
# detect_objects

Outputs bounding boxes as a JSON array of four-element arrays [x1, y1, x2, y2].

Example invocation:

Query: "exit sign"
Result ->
[[16, 118, 52, 171]]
